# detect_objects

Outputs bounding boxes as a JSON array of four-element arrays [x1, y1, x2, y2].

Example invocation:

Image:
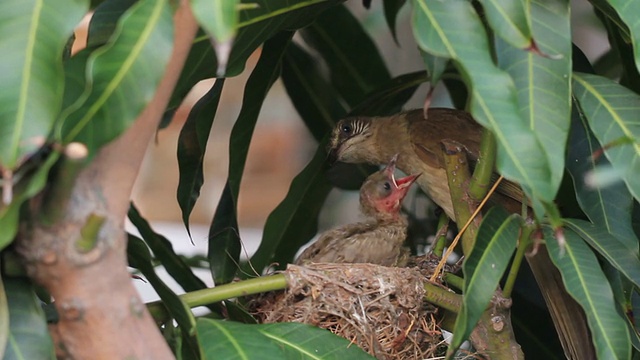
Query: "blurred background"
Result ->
[[74, 1, 608, 302]]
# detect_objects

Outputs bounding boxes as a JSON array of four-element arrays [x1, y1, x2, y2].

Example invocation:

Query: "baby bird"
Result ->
[[295, 155, 419, 267]]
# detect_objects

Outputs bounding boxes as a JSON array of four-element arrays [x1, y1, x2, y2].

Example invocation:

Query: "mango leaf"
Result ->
[[128, 204, 208, 292], [0, 152, 59, 251], [166, 0, 342, 126], [606, 0, 640, 74], [191, 0, 238, 44], [350, 71, 427, 116], [495, 0, 571, 193], [383, 0, 406, 42], [420, 50, 447, 88], [208, 32, 293, 284], [246, 143, 332, 274], [127, 235, 203, 359], [190, 0, 239, 75], [0, 274, 7, 356], [572, 72, 640, 202], [545, 227, 631, 360], [411, 0, 555, 209], [566, 98, 638, 252], [565, 219, 640, 289], [0, 0, 88, 169], [177, 80, 225, 240], [447, 208, 520, 355], [197, 319, 374, 359], [87, 0, 136, 48], [59, 0, 173, 153], [478, 0, 532, 49], [300, 4, 391, 108], [597, 11, 640, 94], [281, 43, 348, 142], [3, 278, 54, 359]]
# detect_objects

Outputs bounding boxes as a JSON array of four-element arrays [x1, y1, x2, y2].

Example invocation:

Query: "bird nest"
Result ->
[[249, 263, 446, 360]]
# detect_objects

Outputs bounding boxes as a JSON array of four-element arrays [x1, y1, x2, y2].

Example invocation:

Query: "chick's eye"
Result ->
[[341, 123, 352, 134], [383, 182, 391, 191]]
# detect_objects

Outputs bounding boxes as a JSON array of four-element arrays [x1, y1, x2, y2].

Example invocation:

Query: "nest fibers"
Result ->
[[250, 263, 446, 359]]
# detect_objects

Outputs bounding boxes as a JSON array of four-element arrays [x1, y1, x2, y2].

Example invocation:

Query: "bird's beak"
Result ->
[[394, 173, 421, 190], [383, 153, 400, 176]]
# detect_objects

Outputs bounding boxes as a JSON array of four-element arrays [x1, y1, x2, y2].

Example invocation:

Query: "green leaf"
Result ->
[[383, 0, 406, 42], [0, 152, 59, 251], [166, 0, 342, 121], [127, 235, 203, 359], [350, 71, 427, 116], [495, 0, 571, 193], [419, 50, 447, 87], [191, 0, 238, 43], [177, 80, 225, 239], [411, 0, 555, 207], [566, 99, 638, 252], [190, 0, 239, 75], [246, 144, 332, 274], [281, 43, 348, 142], [87, 0, 136, 48], [572, 72, 640, 203], [448, 208, 520, 355], [606, 0, 640, 75], [128, 204, 208, 293], [3, 278, 54, 359], [565, 219, 640, 289], [197, 319, 374, 359], [208, 32, 292, 284], [59, 0, 173, 153], [545, 227, 632, 360], [478, 0, 532, 49], [0, 0, 88, 169], [300, 4, 391, 108], [0, 274, 7, 356]]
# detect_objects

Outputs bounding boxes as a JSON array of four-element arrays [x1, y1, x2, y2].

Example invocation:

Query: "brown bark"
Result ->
[[16, 2, 198, 358]]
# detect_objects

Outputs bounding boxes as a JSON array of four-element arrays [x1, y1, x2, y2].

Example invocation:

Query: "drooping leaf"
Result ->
[[177, 80, 225, 240], [87, 0, 136, 48], [165, 0, 342, 122], [350, 71, 427, 116], [383, 0, 407, 42], [128, 204, 208, 293], [246, 143, 332, 273], [606, 0, 640, 75], [478, 0, 533, 49], [495, 0, 571, 194], [127, 235, 203, 359], [0, 152, 59, 251], [208, 32, 293, 284], [565, 219, 640, 288], [572, 72, 640, 203], [420, 50, 448, 88], [300, 4, 391, 108], [0, 274, 7, 356], [597, 11, 640, 94], [281, 43, 348, 142], [566, 98, 638, 252], [545, 227, 632, 360], [448, 208, 520, 355], [0, 0, 89, 169], [59, 0, 173, 153], [191, 0, 238, 44], [190, 0, 239, 75], [3, 278, 54, 359], [411, 0, 555, 211], [197, 319, 374, 359]]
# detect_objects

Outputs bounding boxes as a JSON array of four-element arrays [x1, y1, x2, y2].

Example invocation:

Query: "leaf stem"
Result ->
[[469, 129, 496, 202], [502, 222, 533, 298]]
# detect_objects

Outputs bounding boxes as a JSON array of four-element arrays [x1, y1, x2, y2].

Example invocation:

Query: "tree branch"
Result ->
[[16, 1, 199, 358]]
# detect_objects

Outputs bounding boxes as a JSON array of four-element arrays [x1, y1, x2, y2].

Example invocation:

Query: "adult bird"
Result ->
[[295, 155, 419, 266], [327, 108, 595, 360]]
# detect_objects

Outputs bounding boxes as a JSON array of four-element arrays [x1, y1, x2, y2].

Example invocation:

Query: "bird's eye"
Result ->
[[383, 182, 391, 191], [341, 123, 352, 134]]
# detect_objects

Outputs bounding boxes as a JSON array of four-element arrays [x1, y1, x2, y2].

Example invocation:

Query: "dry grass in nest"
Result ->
[[249, 263, 446, 360]]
